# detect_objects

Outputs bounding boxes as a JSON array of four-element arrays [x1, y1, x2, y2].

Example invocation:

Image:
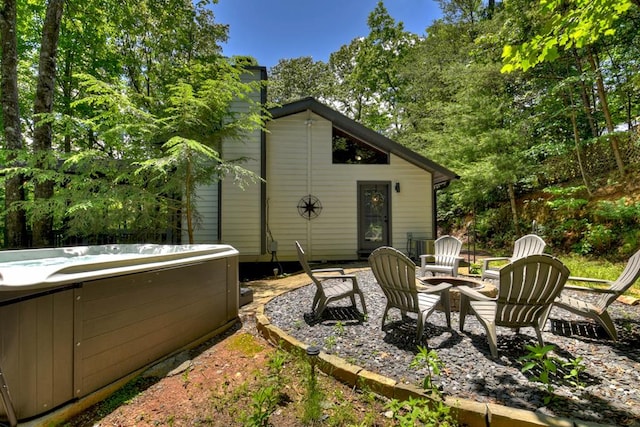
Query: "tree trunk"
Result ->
[[508, 182, 521, 237], [571, 47, 598, 138], [587, 47, 626, 177], [32, 0, 65, 248], [565, 89, 592, 196], [1, 0, 28, 248], [185, 154, 194, 244]]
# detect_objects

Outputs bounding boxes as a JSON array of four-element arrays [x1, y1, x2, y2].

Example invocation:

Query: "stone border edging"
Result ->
[[255, 297, 614, 427]]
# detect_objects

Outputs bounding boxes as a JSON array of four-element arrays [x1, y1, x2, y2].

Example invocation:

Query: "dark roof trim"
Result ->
[[268, 97, 459, 186]]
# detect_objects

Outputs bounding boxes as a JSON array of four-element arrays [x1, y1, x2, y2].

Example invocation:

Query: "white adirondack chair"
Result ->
[[419, 235, 463, 277], [553, 249, 640, 340], [295, 241, 367, 319], [369, 246, 451, 341], [459, 254, 569, 358], [481, 234, 546, 282]]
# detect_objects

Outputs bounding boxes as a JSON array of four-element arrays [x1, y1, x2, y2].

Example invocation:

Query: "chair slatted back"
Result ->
[[596, 249, 640, 311], [496, 254, 569, 328], [295, 241, 322, 289], [369, 247, 419, 313], [511, 234, 546, 261], [433, 235, 462, 267]]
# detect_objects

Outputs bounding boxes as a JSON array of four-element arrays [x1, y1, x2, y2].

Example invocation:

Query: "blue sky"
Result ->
[[211, 0, 443, 69]]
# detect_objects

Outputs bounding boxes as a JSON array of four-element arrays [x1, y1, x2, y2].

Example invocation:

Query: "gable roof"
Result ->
[[268, 97, 459, 187]]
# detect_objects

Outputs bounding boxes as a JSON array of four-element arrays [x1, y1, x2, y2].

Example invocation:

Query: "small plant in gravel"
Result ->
[[410, 345, 445, 392], [562, 356, 587, 389], [324, 335, 337, 351], [520, 344, 559, 405], [333, 321, 345, 336], [385, 345, 457, 426]]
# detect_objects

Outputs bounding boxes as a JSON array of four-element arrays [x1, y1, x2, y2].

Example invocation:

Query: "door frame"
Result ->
[[357, 181, 392, 258]]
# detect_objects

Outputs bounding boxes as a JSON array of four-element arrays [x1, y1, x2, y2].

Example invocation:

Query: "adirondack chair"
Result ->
[[553, 249, 640, 340], [481, 234, 547, 282], [369, 246, 451, 341], [419, 235, 463, 277], [459, 254, 569, 358], [295, 241, 367, 319]]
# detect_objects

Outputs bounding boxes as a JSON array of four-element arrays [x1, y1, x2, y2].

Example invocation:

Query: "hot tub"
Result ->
[[0, 244, 239, 423]]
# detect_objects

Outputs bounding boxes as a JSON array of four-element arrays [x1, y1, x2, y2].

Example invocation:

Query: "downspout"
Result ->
[[259, 67, 268, 254]]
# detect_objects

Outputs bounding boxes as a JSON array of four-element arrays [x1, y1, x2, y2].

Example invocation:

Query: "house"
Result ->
[[190, 67, 459, 263]]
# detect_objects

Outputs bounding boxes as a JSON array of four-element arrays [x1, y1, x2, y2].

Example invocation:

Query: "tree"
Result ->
[[31, 0, 64, 247], [1, 0, 27, 247], [501, 0, 640, 177], [501, 0, 637, 73], [71, 62, 266, 244], [328, 2, 418, 134], [134, 64, 266, 243], [267, 57, 333, 105]]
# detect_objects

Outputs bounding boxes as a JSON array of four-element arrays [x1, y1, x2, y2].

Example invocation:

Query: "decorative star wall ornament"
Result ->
[[297, 195, 322, 220]]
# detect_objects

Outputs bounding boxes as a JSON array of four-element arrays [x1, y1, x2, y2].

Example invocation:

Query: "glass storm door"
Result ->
[[358, 182, 390, 255]]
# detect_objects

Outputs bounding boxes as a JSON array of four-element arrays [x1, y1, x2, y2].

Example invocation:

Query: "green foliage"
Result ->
[[581, 224, 615, 254], [520, 344, 589, 406], [559, 254, 622, 281], [243, 349, 290, 426], [410, 345, 445, 392], [563, 357, 587, 389], [519, 344, 558, 405], [244, 385, 280, 427], [386, 396, 456, 427], [385, 345, 457, 426], [301, 352, 325, 424], [501, 0, 634, 72], [592, 198, 640, 224]]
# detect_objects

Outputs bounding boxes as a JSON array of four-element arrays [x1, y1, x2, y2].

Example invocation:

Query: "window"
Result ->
[[332, 128, 388, 164]]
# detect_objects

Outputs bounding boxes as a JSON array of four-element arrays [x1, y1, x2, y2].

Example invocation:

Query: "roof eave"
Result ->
[[268, 97, 459, 187]]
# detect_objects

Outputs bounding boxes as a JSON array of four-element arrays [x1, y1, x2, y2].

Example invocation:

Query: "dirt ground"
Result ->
[[61, 271, 394, 427]]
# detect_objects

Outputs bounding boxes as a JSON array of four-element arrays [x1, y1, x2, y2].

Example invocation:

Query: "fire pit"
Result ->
[[419, 275, 497, 311]]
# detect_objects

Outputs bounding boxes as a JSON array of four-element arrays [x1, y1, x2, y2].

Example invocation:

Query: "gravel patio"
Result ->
[[265, 269, 640, 427]]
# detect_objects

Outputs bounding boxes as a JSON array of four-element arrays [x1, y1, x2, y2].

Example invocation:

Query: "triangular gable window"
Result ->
[[332, 127, 389, 164]]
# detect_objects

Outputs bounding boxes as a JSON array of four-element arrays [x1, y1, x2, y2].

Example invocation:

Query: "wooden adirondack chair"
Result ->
[[459, 254, 569, 358], [419, 235, 463, 277], [481, 234, 547, 282], [295, 241, 367, 319], [369, 246, 451, 341], [553, 249, 640, 340]]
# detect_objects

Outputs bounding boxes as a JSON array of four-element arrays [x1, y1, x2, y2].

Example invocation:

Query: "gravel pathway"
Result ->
[[265, 270, 640, 427]]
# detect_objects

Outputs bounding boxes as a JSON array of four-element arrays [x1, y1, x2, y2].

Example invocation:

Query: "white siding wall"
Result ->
[[266, 111, 433, 262], [184, 183, 219, 243], [219, 69, 264, 259]]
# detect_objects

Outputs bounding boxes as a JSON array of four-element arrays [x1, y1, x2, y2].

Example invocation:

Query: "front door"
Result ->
[[358, 182, 390, 257]]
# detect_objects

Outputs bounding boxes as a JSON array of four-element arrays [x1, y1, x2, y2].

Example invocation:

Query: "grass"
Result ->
[[558, 253, 640, 297]]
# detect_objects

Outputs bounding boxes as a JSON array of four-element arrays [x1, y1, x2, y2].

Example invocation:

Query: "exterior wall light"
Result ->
[[395, 182, 401, 193]]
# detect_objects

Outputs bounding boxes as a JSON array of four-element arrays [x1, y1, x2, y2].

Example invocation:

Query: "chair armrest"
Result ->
[[563, 284, 615, 294], [482, 256, 509, 270], [457, 285, 494, 301], [312, 267, 345, 275], [315, 273, 356, 280], [417, 282, 452, 293], [567, 276, 611, 285]]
